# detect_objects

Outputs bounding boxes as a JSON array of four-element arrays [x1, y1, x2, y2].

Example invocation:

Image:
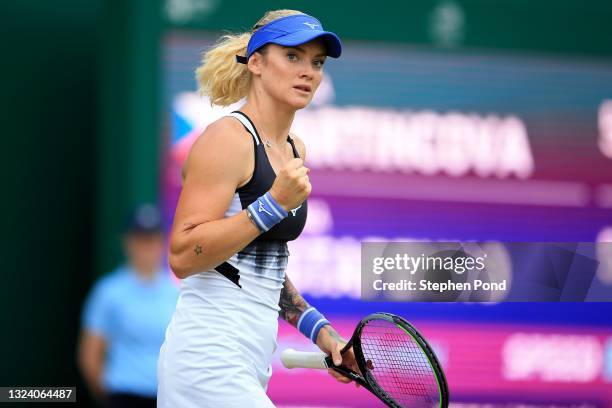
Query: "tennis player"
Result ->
[[157, 9, 358, 408]]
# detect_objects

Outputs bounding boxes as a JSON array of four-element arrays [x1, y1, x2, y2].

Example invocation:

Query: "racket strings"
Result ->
[[360, 320, 440, 408]]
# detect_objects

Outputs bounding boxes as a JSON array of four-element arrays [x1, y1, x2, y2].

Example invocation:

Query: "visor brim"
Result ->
[[269, 30, 342, 58]]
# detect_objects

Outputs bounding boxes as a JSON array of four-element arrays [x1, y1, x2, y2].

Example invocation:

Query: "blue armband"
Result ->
[[246, 192, 288, 233], [297, 307, 330, 343]]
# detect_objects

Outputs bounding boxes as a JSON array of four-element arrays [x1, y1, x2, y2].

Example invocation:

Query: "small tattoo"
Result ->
[[194, 244, 202, 255], [323, 325, 344, 343]]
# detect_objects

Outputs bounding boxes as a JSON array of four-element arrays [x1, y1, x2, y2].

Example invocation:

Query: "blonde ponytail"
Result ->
[[195, 33, 251, 106], [195, 9, 305, 107]]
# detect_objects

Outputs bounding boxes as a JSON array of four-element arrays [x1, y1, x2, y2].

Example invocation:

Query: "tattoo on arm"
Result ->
[[278, 275, 310, 327], [194, 244, 202, 255], [320, 325, 344, 343]]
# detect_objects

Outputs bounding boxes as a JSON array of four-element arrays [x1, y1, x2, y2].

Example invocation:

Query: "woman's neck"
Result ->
[[241, 92, 296, 146]]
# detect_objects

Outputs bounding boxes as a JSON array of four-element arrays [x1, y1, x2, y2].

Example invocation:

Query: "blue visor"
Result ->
[[236, 14, 342, 64]]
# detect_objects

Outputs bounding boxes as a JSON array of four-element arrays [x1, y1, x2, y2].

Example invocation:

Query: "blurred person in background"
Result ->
[[78, 204, 179, 408]]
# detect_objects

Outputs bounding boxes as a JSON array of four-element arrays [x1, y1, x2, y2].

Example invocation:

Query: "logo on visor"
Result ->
[[303, 22, 320, 29]]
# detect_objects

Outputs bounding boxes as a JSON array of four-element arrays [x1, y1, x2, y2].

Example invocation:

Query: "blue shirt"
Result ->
[[82, 266, 179, 397]]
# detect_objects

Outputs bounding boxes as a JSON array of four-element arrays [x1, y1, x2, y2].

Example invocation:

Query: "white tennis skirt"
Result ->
[[157, 241, 288, 407]]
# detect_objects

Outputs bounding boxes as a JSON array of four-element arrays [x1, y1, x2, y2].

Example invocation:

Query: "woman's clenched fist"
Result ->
[[269, 158, 311, 211]]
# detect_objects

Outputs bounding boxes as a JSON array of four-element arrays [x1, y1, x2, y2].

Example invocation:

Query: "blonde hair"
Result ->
[[195, 9, 305, 106]]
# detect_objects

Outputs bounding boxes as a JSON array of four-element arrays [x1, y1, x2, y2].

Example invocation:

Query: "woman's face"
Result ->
[[250, 40, 327, 110]]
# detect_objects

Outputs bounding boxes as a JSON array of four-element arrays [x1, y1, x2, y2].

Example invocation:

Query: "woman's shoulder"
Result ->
[[188, 116, 253, 161], [182, 116, 254, 179], [201, 115, 253, 149]]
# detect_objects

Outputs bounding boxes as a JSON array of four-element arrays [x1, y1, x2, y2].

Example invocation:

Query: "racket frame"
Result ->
[[327, 312, 449, 408]]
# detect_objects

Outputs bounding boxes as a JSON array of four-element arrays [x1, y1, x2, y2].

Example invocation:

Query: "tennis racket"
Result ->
[[281, 312, 449, 408]]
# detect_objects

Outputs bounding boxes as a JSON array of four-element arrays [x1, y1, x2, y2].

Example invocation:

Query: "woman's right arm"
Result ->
[[168, 119, 260, 279], [168, 119, 310, 279]]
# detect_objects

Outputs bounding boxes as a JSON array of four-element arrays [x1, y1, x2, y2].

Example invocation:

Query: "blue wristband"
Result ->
[[297, 307, 330, 343], [247, 192, 288, 233]]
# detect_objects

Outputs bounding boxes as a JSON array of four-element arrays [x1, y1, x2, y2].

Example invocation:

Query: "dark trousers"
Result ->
[[105, 393, 156, 408]]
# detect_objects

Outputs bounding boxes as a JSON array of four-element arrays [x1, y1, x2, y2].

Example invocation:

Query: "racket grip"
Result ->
[[280, 348, 328, 369]]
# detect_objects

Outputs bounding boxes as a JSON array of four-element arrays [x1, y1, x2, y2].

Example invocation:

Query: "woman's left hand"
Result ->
[[315, 325, 361, 386]]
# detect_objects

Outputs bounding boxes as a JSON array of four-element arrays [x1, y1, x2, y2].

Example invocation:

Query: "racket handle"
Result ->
[[280, 348, 328, 369]]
